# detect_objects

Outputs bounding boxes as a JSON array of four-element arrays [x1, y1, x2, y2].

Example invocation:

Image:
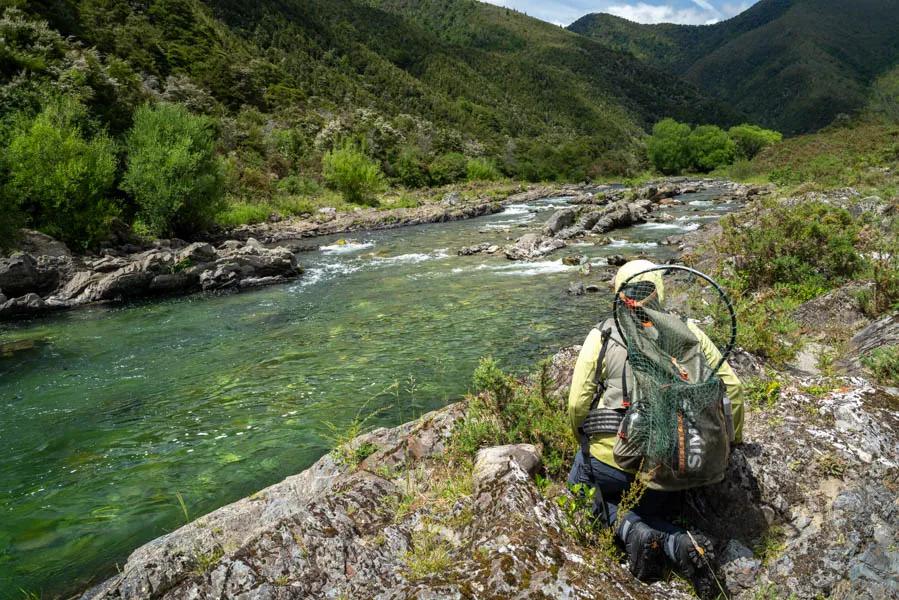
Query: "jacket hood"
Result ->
[[613, 260, 664, 302]]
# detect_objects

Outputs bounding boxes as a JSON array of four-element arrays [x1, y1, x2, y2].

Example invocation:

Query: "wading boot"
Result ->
[[668, 531, 721, 600], [622, 521, 666, 582]]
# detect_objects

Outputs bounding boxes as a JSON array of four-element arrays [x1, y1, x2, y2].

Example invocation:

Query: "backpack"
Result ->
[[582, 267, 736, 491]]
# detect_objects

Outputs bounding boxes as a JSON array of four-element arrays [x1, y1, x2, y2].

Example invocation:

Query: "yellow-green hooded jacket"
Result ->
[[567, 260, 745, 472]]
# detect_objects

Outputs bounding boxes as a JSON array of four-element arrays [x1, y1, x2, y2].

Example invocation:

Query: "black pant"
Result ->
[[567, 450, 684, 536]]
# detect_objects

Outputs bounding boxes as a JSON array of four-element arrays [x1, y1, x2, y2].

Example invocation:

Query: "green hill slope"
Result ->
[[9, 0, 730, 182], [569, 0, 899, 134]]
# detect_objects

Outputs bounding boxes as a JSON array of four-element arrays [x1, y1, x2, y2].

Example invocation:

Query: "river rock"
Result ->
[[504, 233, 565, 261], [606, 254, 626, 267], [592, 200, 652, 234], [458, 242, 492, 256], [17, 229, 71, 258], [568, 281, 586, 295], [543, 208, 576, 235], [0, 253, 59, 297], [0, 292, 46, 317], [562, 254, 583, 266]]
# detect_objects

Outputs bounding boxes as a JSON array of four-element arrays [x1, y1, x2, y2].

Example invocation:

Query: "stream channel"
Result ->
[[0, 188, 738, 597]]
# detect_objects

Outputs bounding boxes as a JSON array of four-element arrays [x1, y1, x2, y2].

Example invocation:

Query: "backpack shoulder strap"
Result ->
[[590, 327, 613, 409]]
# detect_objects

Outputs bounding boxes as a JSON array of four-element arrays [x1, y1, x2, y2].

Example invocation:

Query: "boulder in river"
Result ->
[[0, 253, 60, 297], [543, 208, 576, 236], [504, 233, 565, 261]]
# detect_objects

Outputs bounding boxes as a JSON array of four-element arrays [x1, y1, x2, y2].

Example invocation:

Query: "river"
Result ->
[[0, 188, 737, 598]]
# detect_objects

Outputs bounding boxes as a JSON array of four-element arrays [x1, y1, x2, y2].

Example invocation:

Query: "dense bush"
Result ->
[[322, 143, 386, 206], [4, 98, 118, 247], [688, 125, 736, 171], [466, 157, 502, 181], [717, 199, 863, 290], [393, 148, 429, 188], [646, 118, 692, 175], [728, 124, 782, 159], [428, 152, 468, 186], [648, 118, 780, 174], [122, 103, 225, 237]]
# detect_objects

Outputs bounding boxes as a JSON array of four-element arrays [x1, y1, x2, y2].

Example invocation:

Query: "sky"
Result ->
[[483, 0, 759, 26]]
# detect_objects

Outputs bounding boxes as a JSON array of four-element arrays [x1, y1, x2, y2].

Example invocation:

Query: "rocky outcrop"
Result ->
[[504, 233, 566, 261], [80, 403, 685, 600], [0, 239, 301, 320], [841, 313, 899, 376]]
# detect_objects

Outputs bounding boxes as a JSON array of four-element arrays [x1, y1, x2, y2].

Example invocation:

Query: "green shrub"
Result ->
[[450, 357, 574, 477], [276, 175, 320, 197], [862, 345, 899, 386], [428, 152, 467, 186], [728, 124, 782, 160], [4, 97, 118, 248], [393, 148, 429, 188], [688, 124, 736, 172], [322, 143, 386, 206], [466, 157, 501, 182], [215, 201, 271, 228], [718, 200, 864, 290], [122, 103, 225, 237], [647, 118, 692, 175]]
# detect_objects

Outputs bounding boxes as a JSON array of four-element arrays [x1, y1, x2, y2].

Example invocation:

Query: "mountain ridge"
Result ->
[[569, 0, 899, 134]]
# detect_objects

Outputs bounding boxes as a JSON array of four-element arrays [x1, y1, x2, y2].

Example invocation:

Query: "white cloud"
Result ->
[[605, 2, 714, 24], [691, 0, 719, 13]]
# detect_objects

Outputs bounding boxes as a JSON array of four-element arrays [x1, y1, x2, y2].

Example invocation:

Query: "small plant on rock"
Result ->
[[404, 527, 453, 580], [862, 345, 899, 386]]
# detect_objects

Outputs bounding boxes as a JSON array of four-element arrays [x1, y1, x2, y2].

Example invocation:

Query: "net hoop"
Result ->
[[612, 265, 737, 374]]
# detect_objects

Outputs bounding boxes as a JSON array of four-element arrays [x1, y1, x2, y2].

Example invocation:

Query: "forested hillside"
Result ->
[[569, 0, 899, 134], [0, 0, 739, 248]]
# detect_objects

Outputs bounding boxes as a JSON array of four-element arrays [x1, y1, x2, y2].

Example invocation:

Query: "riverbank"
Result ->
[[78, 335, 899, 600], [0, 178, 758, 322]]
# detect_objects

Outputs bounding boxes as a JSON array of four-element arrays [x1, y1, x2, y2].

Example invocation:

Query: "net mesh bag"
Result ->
[[613, 266, 735, 469]]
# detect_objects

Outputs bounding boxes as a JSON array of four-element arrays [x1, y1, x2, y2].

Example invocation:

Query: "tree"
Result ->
[[4, 97, 118, 248], [428, 152, 467, 185], [688, 125, 736, 172], [122, 103, 225, 237], [322, 143, 386, 205], [728, 124, 782, 159], [393, 148, 428, 188], [647, 119, 692, 175]]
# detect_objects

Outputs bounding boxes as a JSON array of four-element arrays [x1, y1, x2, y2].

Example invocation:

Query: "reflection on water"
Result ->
[[0, 189, 736, 598]]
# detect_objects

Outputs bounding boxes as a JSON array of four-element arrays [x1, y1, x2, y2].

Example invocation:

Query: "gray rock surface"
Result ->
[[841, 313, 899, 375], [504, 233, 566, 261], [543, 208, 576, 235], [0, 238, 302, 320]]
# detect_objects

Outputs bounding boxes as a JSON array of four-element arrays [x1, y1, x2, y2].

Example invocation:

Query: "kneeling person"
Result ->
[[567, 260, 744, 598]]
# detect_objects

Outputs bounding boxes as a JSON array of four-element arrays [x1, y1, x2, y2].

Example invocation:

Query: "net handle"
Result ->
[[612, 265, 738, 374]]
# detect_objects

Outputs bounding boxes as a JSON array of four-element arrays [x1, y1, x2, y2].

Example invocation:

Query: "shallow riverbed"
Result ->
[[0, 189, 737, 597]]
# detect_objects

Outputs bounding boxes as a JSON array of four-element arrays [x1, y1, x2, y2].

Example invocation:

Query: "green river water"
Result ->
[[0, 189, 736, 598]]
